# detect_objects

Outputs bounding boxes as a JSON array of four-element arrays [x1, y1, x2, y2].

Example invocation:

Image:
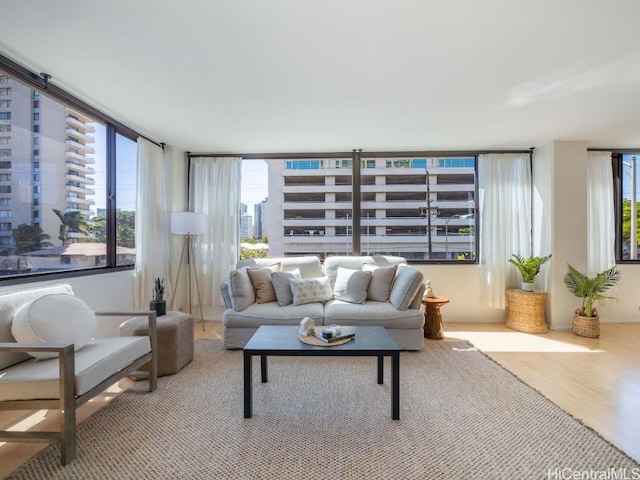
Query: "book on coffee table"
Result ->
[[313, 329, 356, 343]]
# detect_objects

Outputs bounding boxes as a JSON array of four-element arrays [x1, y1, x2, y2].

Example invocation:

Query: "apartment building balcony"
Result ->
[[66, 159, 95, 175], [65, 107, 94, 125], [65, 173, 95, 185], [66, 150, 95, 164], [65, 127, 95, 143], [65, 195, 95, 206], [66, 184, 95, 195], [65, 139, 95, 154], [65, 115, 95, 133]]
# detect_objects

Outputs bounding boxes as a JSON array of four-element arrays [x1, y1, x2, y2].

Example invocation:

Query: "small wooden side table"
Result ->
[[422, 295, 450, 340], [505, 289, 549, 333]]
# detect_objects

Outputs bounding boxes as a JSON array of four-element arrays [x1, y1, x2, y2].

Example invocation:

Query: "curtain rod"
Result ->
[[589, 148, 639, 154], [188, 148, 534, 159], [0, 52, 163, 149]]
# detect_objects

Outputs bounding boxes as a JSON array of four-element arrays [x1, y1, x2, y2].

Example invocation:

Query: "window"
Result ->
[[617, 153, 640, 261], [0, 100, 9, 108], [0, 65, 139, 279], [0, 125, 10, 132], [239, 153, 478, 262], [0, 113, 10, 120], [0, 137, 9, 144]]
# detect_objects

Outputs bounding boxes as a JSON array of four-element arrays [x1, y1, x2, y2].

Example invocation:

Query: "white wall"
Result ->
[[4, 143, 638, 328]]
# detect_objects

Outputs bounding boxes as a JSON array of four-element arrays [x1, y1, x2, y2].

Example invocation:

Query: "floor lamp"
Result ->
[[170, 212, 207, 331]]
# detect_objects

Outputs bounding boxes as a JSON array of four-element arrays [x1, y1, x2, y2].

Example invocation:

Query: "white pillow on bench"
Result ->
[[11, 294, 97, 360]]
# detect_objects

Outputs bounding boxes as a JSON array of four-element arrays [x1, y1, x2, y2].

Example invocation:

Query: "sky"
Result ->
[[241, 159, 269, 213]]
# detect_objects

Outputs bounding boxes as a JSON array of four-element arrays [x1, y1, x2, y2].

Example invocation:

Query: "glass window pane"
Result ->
[[0, 68, 107, 276], [115, 134, 137, 266], [361, 156, 476, 261], [620, 154, 640, 261]]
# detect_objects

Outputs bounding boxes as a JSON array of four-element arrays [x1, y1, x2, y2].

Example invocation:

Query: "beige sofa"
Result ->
[[222, 255, 425, 350], [0, 283, 157, 465]]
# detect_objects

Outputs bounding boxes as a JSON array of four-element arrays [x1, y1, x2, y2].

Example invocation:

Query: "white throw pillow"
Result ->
[[333, 267, 372, 304], [11, 294, 97, 360], [289, 276, 334, 306], [363, 264, 397, 302]]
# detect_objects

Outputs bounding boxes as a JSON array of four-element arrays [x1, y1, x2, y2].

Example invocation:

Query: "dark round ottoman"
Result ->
[[120, 311, 194, 376]]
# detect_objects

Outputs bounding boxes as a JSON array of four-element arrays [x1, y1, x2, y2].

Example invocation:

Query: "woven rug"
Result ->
[[6, 338, 639, 480]]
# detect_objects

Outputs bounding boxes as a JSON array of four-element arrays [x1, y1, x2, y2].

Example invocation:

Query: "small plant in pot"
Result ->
[[563, 264, 621, 338], [150, 277, 166, 317], [508, 253, 552, 291]]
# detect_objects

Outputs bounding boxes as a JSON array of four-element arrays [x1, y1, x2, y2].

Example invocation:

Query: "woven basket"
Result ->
[[505, 289, 549, 333], [572, 309, 600, 338]]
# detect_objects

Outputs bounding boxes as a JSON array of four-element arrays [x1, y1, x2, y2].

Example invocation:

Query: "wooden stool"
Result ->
[[422, 295, 450, 340], [505, 289, 548, 333]]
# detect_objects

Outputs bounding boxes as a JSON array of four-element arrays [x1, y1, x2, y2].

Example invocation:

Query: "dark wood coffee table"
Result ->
[[243, 325, 401, 420]]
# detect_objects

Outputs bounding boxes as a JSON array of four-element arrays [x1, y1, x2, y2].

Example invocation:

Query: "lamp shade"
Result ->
[[171, 212, 207, 235]]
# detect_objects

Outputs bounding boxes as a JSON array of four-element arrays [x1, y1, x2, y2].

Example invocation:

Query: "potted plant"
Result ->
[[508, 253, 552, 291], [563, 264, 621, 338], [150, 277, 166, 316]]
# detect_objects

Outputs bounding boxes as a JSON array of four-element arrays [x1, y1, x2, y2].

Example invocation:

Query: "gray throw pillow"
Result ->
[[289, 276, 333, 306], [333, 267, 372, 304], [220, 280, 233, 309], [363, 264, 397, 302], [271, 269, 301, 306], [229, 266, 255, 311], [389, 265, 424, 311]]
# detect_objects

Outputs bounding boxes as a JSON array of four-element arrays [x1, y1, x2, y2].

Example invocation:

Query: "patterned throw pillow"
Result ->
[[289, 276, 333, 306], [333, 267, 372, 304]]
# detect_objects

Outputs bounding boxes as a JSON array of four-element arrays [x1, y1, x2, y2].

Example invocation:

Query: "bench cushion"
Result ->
[[0, 336, 151, 402]]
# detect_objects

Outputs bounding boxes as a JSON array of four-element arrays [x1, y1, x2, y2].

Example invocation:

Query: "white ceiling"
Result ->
[[1, 0, 640, 154]]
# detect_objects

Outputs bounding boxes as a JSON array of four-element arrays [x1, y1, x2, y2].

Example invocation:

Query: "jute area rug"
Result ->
[[6, 338, 639, 480]]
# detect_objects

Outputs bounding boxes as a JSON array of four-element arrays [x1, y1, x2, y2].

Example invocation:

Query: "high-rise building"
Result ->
[[0, 70, 96, 254], [254, 198, 268, 240], [240, 203, 252, 240], [265, 157, 475, 259]]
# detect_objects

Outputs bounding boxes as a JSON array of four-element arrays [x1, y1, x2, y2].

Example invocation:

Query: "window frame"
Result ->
[[612, 151, 640, 264], [0, 53, 158, 285]]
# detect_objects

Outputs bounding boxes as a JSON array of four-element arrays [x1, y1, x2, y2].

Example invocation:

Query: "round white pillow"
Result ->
[[11, 294, 97, 360]]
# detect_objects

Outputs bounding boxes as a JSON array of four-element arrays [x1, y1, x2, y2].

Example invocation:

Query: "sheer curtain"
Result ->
[[587, 151, 615, 276], [478, 153, 532, 308], [190, 156, 242, 307], [133, 138, 171, 309]]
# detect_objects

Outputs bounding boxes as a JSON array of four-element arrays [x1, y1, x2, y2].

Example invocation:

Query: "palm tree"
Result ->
[[12, 224, 53, 254], [52, 209, 90, 245]]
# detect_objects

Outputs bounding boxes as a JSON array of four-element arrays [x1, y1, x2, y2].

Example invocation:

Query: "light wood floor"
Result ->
[[1, 322, 638, 476]]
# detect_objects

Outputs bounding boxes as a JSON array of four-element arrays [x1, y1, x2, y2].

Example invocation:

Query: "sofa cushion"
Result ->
[[222, 301, 324, 328], [248, 267, 278, 304], [0, 284, 74, 370], [363, 264, 397, 302], [271, 269, 302, 306], [11, 294, 97, 360], [324, 299, 424, 329], [290, 276, 333, 305], [229, 267, 255, 311], [0, 336, 151, 401], [389, 265, 424, 311], [333, 267, 372, 304]]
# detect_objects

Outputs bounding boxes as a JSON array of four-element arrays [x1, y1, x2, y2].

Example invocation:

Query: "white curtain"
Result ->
[[133, 138, 171, 309], [190, 156, 242, 307], [478, 153, 532, 308], [587, 151, 615, 276]]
